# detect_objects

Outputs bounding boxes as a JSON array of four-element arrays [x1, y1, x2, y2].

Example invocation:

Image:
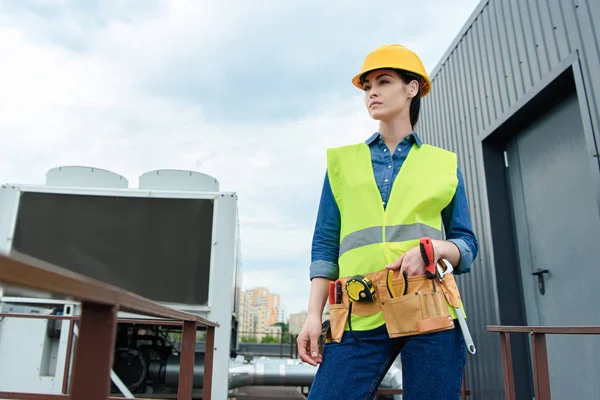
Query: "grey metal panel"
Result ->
[[539, 0, 561, 68], [495, 0, 519, 106], [550, 0, 572, 59], [468, 20, 487, 131], [505, 0, 525, 97], [481, 6, 504, 118], [515, 0, 539, 88], [445, 52, 459, 154], [472, 15, 493, 127], [528, 0, 550, 76], [574, 0, 600, 153], [419, 0, 600, 397], [493, 0, 512, 111]]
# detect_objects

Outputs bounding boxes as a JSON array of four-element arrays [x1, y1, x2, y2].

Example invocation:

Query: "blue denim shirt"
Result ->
[[310, 132, 478, 280]]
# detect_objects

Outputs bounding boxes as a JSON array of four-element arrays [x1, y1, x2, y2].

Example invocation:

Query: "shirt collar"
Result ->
[[365, 132, 423, 147]]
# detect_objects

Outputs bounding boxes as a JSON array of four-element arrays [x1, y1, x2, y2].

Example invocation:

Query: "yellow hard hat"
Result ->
[[352, 44, 431, 97]]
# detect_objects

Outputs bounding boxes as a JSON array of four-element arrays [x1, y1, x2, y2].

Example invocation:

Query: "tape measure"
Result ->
[[346, 275, 376, 302]]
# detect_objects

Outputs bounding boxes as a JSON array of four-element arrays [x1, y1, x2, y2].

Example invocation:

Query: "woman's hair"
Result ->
[[360, 69, 422, 127], [395, 69, 422, 128]]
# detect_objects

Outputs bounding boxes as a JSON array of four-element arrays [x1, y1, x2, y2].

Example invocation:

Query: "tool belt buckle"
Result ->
[[436, 259, 454, 281]]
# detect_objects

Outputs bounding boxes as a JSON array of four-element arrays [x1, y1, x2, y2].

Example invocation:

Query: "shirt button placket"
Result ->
[[381, 141, 392, 206], [385, 146, 392, 201]]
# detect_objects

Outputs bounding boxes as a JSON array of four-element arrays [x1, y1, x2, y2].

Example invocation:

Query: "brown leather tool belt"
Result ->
[[327, 266, 463, 342]]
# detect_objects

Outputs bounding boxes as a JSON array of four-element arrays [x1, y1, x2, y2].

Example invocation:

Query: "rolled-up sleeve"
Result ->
[[309, 171, 340, 280], [441, 165, 479, 274]]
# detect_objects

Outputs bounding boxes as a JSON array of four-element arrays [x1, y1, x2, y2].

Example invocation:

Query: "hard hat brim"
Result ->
[[352, 68, 431, 97]]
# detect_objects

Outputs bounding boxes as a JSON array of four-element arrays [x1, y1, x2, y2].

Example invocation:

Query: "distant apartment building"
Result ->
[[239, 287, 281, 341], [288, 311, 307, 335], [289, 306, 330, 335]]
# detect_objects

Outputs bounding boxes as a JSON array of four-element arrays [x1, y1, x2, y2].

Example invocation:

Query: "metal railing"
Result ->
[[237, 330, 300, 359], [234, 330, 471, 398], [0, 251, 219, 400], [487, 325, 600, 400]]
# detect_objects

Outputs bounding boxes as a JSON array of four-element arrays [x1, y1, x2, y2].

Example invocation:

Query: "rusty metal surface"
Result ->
[[70, 302, 118, 400], [0, 313, 192, 327], [177, 321, 197, 400], [62, 320, 75, 394], [0, 251, 220, 400], [203, 326, 216, 400], [499, 332, 516, 400], [0, 251, 217, 327], [531, 334, 551, 400], [487, 325, 600, 334], [487, 325, 600, 399], [0, 312, 78, 320], [114, 318, 185, 326], [0, 393, 70, 399]]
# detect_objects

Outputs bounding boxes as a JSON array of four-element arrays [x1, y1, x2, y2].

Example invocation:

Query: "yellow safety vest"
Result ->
[[327, 141, 463, 331]]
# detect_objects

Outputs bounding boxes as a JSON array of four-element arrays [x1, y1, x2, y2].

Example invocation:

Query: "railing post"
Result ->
[[461, 366, 467, 400], [62, 319, 75, 394], [531, 333, 551, 400], [203, 326, 216, 400], [70, 302, 118, 400], [178, 321, 197, 400], [280, 331, 283, 358], [499, 332, 516, 400]]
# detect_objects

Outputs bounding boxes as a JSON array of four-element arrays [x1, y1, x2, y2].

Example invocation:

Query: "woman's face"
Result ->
[[362, 69, 417, 121]]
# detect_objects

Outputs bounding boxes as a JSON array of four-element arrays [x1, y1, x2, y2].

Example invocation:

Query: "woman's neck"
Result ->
[[378, 117, 413, 152]]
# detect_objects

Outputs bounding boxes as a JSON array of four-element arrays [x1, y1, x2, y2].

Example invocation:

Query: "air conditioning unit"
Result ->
[[0, 166, 241, 399]]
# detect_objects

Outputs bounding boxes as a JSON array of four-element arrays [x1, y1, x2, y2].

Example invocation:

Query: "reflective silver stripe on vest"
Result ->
[[386, 223, 442, 243], [339, 223, 442, 256], [339, 226, 382, 256]]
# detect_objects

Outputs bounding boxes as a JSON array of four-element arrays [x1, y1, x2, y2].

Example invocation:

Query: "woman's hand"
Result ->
[[296, 314, 324, 366], [384, 246, 426, 276], [384, 240, 461, 276]]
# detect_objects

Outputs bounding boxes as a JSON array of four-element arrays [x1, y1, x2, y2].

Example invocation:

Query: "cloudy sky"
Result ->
[[0, 0, 480, 317]]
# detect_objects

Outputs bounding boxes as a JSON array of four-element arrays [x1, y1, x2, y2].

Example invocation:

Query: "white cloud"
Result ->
[[0, 0, 480, 315]]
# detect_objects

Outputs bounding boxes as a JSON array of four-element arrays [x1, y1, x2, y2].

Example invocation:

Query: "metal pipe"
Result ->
[[165, 353, 205, 388], [228, 359, 317, 389], [166, 355, 317, 389], [164, 354, 403, 392]]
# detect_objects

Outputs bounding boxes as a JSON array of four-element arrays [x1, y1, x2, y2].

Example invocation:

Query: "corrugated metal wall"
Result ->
[[418, 0, 600, 397]]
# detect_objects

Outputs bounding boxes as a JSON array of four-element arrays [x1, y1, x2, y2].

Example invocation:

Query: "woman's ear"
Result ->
[[408, 80, 419, 99]]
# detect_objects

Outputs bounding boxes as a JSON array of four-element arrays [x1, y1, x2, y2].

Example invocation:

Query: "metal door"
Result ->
[[505, 90, 600, 399]]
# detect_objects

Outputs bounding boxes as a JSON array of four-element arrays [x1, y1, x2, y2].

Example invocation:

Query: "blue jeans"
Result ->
[[308, 324, 466, 400]]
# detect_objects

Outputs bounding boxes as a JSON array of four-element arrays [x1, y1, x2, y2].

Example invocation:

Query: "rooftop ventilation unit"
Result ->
[[45, 166, 128, 189], [138, 169, 219, 192]]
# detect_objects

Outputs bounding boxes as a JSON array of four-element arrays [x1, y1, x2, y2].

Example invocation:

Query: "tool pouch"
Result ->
[[439, 274, 462, 308], [377, 273, 455, 338], [328, 303, 349, 343]]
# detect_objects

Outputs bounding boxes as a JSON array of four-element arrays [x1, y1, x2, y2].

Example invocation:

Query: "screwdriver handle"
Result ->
[[329, 281, 336, 304], [420, 237, 436, 279], [335, 280, 343, 304]]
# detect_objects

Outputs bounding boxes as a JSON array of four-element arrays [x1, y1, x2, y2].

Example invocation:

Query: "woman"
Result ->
[[297, 44, 479, 400]]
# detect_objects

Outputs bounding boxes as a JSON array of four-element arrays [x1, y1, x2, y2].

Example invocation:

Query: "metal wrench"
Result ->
[[437, 260, 476, 355]]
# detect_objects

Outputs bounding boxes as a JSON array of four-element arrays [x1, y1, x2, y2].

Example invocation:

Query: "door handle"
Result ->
[[531, 269, 550, 295]]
